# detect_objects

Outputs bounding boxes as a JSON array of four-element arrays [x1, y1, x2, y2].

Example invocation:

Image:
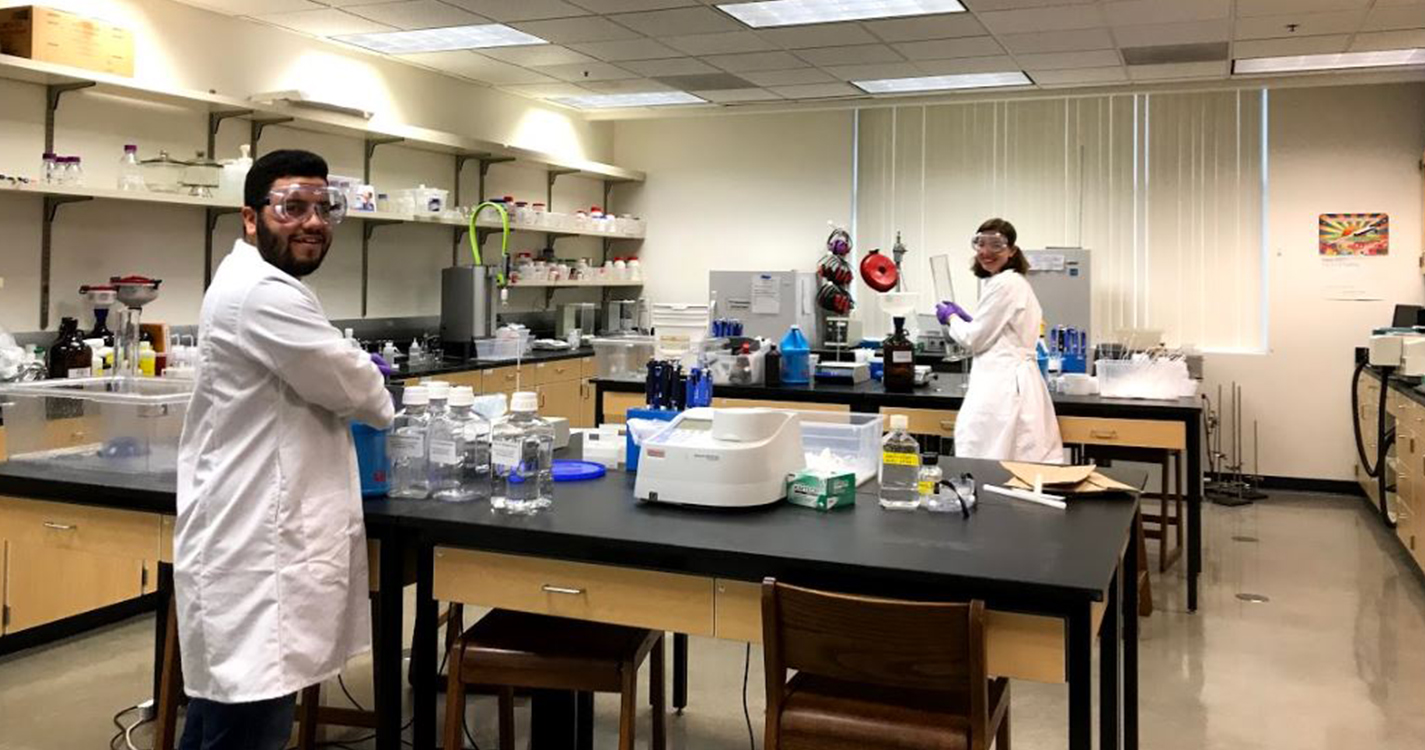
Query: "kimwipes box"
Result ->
[[0, 6, 134, 77]]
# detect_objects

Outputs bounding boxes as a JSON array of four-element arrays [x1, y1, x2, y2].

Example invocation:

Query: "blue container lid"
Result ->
[[553, 459, 606, 482]]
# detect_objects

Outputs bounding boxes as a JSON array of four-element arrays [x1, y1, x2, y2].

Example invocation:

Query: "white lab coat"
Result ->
[[175, 239, 395, 703], [947, 270, 1065, 463]]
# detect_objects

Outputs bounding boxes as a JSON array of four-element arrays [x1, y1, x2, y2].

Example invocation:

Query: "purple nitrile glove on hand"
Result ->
[[936, 301, 972, 325], [370, 352, 393, 377]]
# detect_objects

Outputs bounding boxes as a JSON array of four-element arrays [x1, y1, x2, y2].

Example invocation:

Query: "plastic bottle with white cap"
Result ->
[[878, 414, 921, 510], [424, 380, 451, 418], [490, 391, 554, 514], [388, 386, 432, 499], [429, 386, 490, 503]]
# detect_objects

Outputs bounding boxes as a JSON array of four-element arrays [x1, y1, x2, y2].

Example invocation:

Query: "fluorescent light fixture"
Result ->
[[336, 24, 547, 54], [854, 71, 1032, 94], [1233, 48, 1425, 75], [553, 92, 706, 109], [718, 0, 964, 28]]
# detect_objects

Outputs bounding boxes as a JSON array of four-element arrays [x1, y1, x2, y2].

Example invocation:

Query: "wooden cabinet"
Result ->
[[601, 391, 646, 424], [535, 360, 581, 386], [537, 378, 582, 425], [578, 379, 596, 429], [482, 365, 526, 396]]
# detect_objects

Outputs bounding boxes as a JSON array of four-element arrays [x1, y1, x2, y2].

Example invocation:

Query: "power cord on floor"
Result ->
[[109, 703, 153, 750], [743, 643, 756, 750]]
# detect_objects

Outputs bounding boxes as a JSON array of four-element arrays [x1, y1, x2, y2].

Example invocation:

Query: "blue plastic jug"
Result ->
[[779, 325, 811, 385], [351, 422, 390, 497]]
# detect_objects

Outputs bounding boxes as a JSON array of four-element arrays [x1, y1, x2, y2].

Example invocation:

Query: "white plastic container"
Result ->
[[650, 303, 709, 363], [592, 336, 656, 380], [476, 338, 522, 361], [799, 411, 884, 486], [1094, 358, 1192, 400]]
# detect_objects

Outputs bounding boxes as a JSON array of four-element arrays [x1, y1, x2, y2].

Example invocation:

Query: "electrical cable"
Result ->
[[1353, 361, 1399, 527], [338, 674, 366, 712], [742, 643, 756, 750], [108, 704, 152, 750]]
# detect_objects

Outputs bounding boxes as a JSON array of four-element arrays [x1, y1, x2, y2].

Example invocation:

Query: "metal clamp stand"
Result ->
[[1204, 382, 1267, 506]]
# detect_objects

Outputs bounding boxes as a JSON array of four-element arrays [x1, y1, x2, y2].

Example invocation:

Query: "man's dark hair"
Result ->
[[244, 149, 329, 211], [971, 217, 1031, 278]]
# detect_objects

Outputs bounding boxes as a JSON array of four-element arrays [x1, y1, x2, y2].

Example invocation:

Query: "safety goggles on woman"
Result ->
[[970, 232, 1009, 251], [262, 185, 347, 225]]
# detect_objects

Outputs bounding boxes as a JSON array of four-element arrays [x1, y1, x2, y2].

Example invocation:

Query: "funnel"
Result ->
[[881, 292, 920, 319], [113, 276, 161, 309]]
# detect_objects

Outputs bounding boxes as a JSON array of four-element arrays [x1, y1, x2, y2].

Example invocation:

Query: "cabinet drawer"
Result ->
[[442, 370, 485, 390], [483, 365, 530, 394], [4, 542, 146, 634], [0, 497, 161, 561], [580, 357, 596, 379], [879, 407, 957, 438], [711, 399, 849, 414], [1057, 417, 1185, 451], [537, 360, 582, 385], [601, 392, 645, 424], [433, 548, 715, 637]]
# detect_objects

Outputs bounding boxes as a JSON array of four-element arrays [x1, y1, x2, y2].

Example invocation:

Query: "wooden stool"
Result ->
[[443, 610, 666, 750], [1082, 445, 1184, 573]]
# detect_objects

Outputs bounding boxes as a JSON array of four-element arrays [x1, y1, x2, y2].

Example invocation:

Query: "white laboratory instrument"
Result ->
[[1404, 338, 1425, 377], [634, 408, 805, 508]]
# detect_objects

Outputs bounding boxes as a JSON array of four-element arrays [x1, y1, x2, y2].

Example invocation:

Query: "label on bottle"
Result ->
[[67, 367, 90, 379], [918, 480, 935, 496], [882, 450, 919, 467], [388, 433, 424, 460], [429, 438, 460, 465], [492, 440, 522, 469], [891, 350, 913, 364]]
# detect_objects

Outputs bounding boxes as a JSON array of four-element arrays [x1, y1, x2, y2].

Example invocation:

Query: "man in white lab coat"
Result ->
[[175, 149, 395, 750]]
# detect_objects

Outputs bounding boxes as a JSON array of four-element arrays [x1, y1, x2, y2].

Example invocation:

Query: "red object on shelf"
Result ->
[[858, 249, 898, 293]]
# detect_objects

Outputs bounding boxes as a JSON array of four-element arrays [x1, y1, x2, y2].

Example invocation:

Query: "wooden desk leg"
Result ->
[[154, 592, 183, 750], [1123, 517, 1140, 750], [672, 633, 688, 713], [152, 563, 172, 706], [412, 538, 439, 750], [1099, 568, 1121, 750], [1067, 602, 1094, 750], [1187, 415, 1203, 612], [376, 536, 405, 750]]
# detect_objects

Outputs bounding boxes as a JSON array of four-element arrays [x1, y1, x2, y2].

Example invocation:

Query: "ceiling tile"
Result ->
[[1101, 0, 1229, 27], [741, 67, 837, 85], [510, 16, 643, 42], [768, 82, 861, 99], [965, 0, 1095, 8], [1113, 20, 1231, 46], [1126, 60, 1228, 80], [1032, 66, 1128, 85], [570, 0, 698, 10], [1235, 0, 1371, 18], [579, 77, 676, 93], [1016, 49, 1121, 70], [662, 30, 776, 55], [535, 61, 640, 81], [756, 22, 879, 49], [342, 1, 488, 29], [863, 13, 985, 42], [253, 8, 394, 35], [702, 50, 806, 72], [999, 28, 1115, 53], [443, 0, 591, 21], [893, 36, 1004, 60], [619, 56, 721, 74], [1349, 28, 1425, 50], [568, 38, 681, 60], [977, 5, 1106, 34], [1233, 34, 1349, 57], [189, 0, 322, 14], [400, 51, 559, 83], [322, 0, 419, 5], [482, 45, 599, 66], [794, 44, 905, 66], [1363, 6, 1425, 31], [610, 6, 742, 36], [694, 87, 784, 102], [823, 62, 924, 81], [1233, 11, 1366, 39], [651, 71, 756, 88], [915, 54, 1021, 74], [502, 82, 598, 97]]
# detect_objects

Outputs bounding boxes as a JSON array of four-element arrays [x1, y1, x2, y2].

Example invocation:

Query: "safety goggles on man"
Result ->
[[262, 185, 347, 225], [971, 233, 1009, 251]]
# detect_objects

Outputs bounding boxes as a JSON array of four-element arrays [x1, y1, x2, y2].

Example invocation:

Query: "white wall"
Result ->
[[611, 111, 854, 307], [0, 0, 613, 331], [1205, 83, 1425, 482]]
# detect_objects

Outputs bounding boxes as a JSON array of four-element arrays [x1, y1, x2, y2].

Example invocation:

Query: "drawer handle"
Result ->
[[541, 585, 585, 596], [939, 420, 955, 430], [1089, 430, 1119, 440], [42, 521, 76, 531]]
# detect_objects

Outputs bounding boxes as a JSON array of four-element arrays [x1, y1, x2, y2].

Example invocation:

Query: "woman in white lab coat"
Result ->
[[937, 218, 1065, 463]]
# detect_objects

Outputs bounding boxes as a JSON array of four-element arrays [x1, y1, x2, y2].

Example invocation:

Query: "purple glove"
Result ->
[[936, 301, 973, 325], [370, 352, 393, 377]]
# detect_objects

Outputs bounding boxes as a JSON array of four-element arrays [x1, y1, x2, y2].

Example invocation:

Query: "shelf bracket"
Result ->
[[363, 137, 405, 184], [39, 195, 92, 330], [249, 116, 293, 151], [203, 207, 242, 288], [477, 156, 516, 201], [44, 82, 94, 153], [545, 287, 557, 307], [546, 168, 578, 209], [361, 219, 400, 317], [207, 109, 253, 159]]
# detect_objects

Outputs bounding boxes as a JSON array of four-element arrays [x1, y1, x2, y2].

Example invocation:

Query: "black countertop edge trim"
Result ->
[[0, 475, 173, 515]]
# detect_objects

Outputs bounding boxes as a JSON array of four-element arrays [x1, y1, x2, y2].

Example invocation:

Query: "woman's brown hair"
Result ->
[[972, 217, 1030, 278]]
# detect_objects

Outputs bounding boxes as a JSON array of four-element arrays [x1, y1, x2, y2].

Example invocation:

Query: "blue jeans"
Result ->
[[178, 693, 297, 750]]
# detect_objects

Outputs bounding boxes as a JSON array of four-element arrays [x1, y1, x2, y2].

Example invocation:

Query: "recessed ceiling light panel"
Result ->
[[854, 71, 1032, 93], [554, 92, 707, 109], [336, 24, 547, 54], [717, 0, 965, 28], [1233, 48, 1425, 75]]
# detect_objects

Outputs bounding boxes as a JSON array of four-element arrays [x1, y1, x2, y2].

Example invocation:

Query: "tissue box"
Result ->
[[786, 468, 856, 511]]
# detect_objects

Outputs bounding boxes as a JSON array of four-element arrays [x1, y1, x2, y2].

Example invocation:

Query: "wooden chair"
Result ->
[[443, 610, 665, 750], [1083, 445, 1184, 573], [761, 578, 1010, 750]]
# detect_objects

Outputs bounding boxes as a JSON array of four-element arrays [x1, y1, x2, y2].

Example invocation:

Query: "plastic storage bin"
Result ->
[[650, 303, 709, 364], [798, 411, 884, 486], [476, 338, 522, 361], [0, 376, 193, 476], [593, 336, 656, 381], [1094, 358, 1193, 400]]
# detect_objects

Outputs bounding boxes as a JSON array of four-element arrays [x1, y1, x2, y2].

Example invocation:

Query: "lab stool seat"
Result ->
[[443, 609, 666, 750], [778, 673, 1007, 750]]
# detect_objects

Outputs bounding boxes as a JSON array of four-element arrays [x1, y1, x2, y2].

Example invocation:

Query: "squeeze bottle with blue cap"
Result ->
[[779, 325, 811, 385]]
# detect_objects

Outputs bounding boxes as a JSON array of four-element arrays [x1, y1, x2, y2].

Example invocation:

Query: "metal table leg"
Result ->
[[673, 633, 688, 712], [530, 690, 578, 749], [376, 537, 406, 750], [1123, 510, 1141, 750], [1100, 568, 1122, 750], [1187, 415, 1203, 611], [411, 539, 439, 750], [1067, 602, 1094, 750]]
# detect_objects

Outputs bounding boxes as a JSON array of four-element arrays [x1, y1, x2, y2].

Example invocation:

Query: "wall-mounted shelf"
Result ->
[[408, 213, 645, 240], [0, 181, 240, 208], [508, 280, 644, 288]]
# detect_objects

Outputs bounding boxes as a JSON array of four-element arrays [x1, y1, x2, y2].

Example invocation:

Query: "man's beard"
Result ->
[[256, 221, 330, 278]]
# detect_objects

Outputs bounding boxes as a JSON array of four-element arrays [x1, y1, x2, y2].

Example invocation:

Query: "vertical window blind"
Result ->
[[855, 89, 1266, 352]]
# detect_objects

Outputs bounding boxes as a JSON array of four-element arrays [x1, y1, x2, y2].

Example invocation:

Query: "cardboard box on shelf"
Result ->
[[0, 6, 134, 77]]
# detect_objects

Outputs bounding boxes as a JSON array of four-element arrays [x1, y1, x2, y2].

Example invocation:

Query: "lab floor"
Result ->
[[3, 491, 1425, 750]]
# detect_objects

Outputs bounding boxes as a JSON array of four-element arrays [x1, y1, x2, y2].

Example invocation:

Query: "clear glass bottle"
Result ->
[[118, 145, 145, 192], [491, 391, 554, 514], [42, 152, 58, 184], [388, 386, 432, 499], [919, 453, 956, 512], [430, 387, 491, 503], [878, 414, 921, 510], [67, 156, 84, 187]]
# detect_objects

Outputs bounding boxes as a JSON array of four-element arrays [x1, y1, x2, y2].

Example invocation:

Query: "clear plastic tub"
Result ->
[[798, 411, 885, 486], [593, 336, 656, 381], [476, 338, 522, 361], [1094, 358, 1191, 400]]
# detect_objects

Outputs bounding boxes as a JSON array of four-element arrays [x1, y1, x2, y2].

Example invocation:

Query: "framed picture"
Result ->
[[1320, 213, 1388, 256]]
